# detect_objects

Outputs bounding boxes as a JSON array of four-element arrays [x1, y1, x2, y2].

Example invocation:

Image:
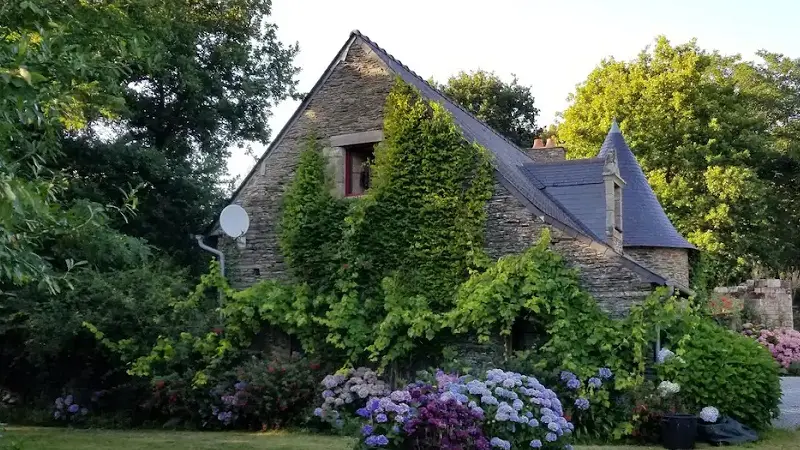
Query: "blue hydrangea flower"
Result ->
[[566, 378, 581, 390], [481, 395, 499, 405], [525, 411, 533, 419], [575, 397, 590, 410], [367, 398, 381, 412], [490, 437, 511, 450], [356, 407, 370, 418], [313, 407, 323, 417], [361, 424, 374, 436], [322, 390, 334, 398], [68, 404, 79, 414], [376, 413, 388, 423], [545, 432, 558, 442], [234, 381, 247, 391], [364, 434, 389, 446], [64, 395, 73, 406], [391, 425, 399, 433], [598, 367, 613, 379], [530, 439, 542, 448], [588, 377, 602, 388], [528, 418, 539, 427], [512, 399, 523, 410], [548, 421, 560, 431], [560, 371, 576, 382]]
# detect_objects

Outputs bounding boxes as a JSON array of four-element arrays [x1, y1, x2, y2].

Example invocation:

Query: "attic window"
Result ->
[[345, 143, 375, 197], [614, 183, 622, 231]]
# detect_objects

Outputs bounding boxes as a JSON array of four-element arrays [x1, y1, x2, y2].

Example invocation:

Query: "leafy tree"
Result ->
[[558, 36, 779, 285], [440, 70, 540, 147], [58, 0, 300, 269]]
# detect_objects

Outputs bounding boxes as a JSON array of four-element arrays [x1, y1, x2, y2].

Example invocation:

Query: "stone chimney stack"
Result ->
[[526, 137, 566, 163]]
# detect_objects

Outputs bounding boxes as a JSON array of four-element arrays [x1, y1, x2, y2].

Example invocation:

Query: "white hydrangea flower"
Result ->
[[699, 406, 719, 423], [657, 381, 681, 397]]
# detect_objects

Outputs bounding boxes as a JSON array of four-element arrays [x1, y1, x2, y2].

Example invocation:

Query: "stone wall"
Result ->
[[485, 181, 656, 317], [714, 279, 794, 329], [217, 38, 395, 287], [625, 247, 690, 287]]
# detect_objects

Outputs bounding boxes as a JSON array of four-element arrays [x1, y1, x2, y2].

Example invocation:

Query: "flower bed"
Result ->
[[316, 368, 574, 449]]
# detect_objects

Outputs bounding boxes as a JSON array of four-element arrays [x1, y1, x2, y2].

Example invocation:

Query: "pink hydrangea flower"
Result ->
[[755, 328, 800, 368]]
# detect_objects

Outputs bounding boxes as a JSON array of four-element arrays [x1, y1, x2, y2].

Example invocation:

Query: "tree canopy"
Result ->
[[440, 70, 540, 148], [558, 36, 800, 286]]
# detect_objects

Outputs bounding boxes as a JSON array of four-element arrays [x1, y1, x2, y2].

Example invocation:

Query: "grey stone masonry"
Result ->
[[625, 247, 689, 287], [525, 147, 566, 162], [217, 39, 395, 287], [715, 279, 794, 329], [486, 181, 656, 317]]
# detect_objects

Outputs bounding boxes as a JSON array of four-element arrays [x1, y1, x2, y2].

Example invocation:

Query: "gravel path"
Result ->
[[774, 377, 800, 430]]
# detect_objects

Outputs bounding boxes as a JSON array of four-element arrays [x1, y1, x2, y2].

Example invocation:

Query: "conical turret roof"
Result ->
[[598, 121, 694, 249]]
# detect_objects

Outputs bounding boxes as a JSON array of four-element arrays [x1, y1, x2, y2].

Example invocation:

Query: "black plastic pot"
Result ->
[[660, 413, 697, 449]]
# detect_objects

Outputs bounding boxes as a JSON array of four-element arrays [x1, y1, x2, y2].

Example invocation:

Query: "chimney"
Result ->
[[526, 137, 566, 163]]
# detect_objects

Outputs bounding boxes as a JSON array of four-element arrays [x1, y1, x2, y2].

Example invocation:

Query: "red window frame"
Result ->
[[344, 144, 375, 197]]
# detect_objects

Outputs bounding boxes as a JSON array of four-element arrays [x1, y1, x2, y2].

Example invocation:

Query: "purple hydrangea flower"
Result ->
[[545, 432, 558, 442], [367, 398, 381, 412], [588, 377, 602, 388], [322, 390, 334, 398], [490, 437, 511, 450], [313, 407, 323, 417], [530, 439, 542, 448], [575, 397, 590, 410], [361, 424, 374, 436], [68, 404, 79, 414], [566, 378, 581, 390], [234, 381, 247, 391], [356, 407, 371, 417], [598, 367, 613, 379], [376, 413, 388, 423]]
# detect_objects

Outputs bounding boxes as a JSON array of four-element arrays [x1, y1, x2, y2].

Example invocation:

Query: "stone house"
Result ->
[[208, 30, 695, 317]]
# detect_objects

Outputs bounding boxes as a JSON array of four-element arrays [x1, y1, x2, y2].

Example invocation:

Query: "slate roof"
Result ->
[[598, 122, 695, 249], [521, 159, 607, 241]]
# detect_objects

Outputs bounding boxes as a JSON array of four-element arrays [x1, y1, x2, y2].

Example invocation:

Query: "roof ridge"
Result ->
[[352, 30, 530, 154], [525, 158, 604, 167]]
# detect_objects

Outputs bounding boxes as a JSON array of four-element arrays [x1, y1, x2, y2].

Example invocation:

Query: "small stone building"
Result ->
[[208, 31, 695, 316]]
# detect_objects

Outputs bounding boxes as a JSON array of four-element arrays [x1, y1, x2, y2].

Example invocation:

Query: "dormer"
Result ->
[[602, 145, 625, 253]]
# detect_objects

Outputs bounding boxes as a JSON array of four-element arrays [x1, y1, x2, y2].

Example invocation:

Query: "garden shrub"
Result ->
[[204, 356, 324, 430], [658, 316, 781, 429], [753, 328, 800, 370]]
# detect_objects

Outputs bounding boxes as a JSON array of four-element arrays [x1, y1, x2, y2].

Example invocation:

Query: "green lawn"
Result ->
[[1, 427, 798, 450]]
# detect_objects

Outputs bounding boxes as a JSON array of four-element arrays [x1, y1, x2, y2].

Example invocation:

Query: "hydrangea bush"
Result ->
[[553, 368, 625, 440], [315, 367, 390, 429], [754, 328, 800, 369], [52, 394, 89, 425], [316, 368, 574, 450]]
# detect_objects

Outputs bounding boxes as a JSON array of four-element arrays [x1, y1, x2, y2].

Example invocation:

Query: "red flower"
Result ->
[[309, 362, 320, 370], [564, 414, 572, 421], [267, 366, 275, 373]]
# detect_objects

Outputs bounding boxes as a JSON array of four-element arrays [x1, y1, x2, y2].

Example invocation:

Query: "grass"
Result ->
[[1, 426, 798, 450]]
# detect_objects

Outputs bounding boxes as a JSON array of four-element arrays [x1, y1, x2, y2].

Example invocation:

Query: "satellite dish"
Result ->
[[220, 204, 250, 238]]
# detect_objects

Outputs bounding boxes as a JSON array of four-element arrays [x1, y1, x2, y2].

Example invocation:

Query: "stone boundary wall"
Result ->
[[715, 279, 794, 329]]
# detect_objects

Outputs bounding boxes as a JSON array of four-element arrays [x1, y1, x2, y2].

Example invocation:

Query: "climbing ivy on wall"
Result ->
[[279, 135, 347, 293], [278, 79, 494, 366]]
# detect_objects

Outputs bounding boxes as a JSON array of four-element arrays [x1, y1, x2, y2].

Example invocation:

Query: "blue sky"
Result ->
[[227, 0, 800, 180]]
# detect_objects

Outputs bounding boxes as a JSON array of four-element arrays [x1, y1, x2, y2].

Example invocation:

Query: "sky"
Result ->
[[227, 0, 800, 181]]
